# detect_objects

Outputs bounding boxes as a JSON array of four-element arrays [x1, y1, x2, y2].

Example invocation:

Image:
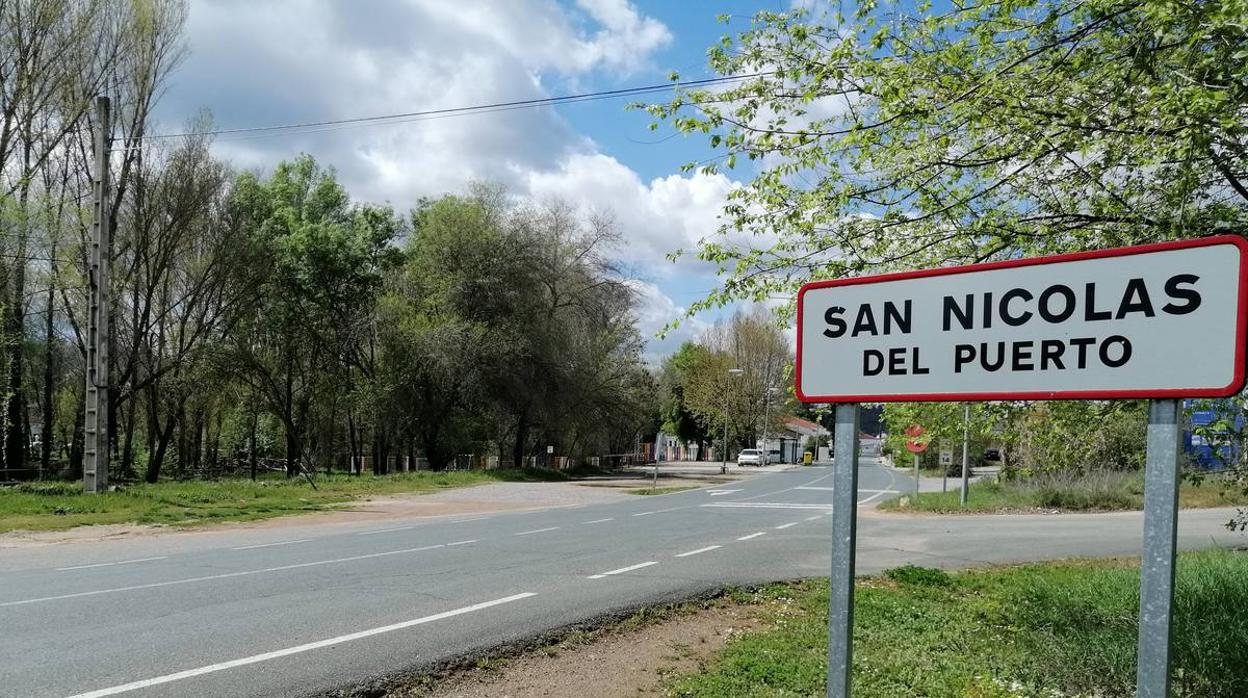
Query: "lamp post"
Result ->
[[722, 368, 743, 474], [760, 386, 780, 465]]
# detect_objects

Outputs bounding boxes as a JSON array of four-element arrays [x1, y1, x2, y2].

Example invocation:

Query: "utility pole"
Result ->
[[83, 96, 110, 494]]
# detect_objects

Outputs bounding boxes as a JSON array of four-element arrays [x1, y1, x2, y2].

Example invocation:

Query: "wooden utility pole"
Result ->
[[83, 96, 110, 493]]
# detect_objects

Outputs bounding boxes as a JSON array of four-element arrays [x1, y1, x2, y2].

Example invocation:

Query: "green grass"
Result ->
[[0, 469, 568, 533], [628, 485, 701, 496], [880, 471, 1248, 513], [669, 550, 1248, 697]]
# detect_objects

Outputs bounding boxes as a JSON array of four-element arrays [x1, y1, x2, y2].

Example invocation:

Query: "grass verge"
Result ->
[[0, 468, 568, 533], [669, 550, 1248, 698], [880, 471, 1248, 513]]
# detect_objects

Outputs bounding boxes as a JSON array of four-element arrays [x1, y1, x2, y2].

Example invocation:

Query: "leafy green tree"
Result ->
[[226, 155, 400, 476], [659, 342, 713, 458], [648, 0, 1247, 314]]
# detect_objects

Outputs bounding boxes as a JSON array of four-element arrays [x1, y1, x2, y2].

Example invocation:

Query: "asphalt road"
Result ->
[[0, 460, 1240, 698]]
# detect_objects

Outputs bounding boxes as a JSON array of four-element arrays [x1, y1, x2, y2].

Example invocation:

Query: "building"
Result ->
[[758, 416, 830, 463]]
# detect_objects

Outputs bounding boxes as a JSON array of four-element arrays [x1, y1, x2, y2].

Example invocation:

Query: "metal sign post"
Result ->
[[827, 403, 860, 698], [960, 403, 971, 507], [1137, 399, 1181, 698]]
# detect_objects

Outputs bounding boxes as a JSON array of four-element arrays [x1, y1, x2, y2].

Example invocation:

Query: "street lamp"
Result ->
[[722, 368, 743, 474], [760, 386, 780, 465]]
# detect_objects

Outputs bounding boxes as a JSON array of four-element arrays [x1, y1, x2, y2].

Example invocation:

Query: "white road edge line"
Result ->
[[775, 522, 799, 530], [355, 526, 415, 536], [514, 527, 559, 536], [737, 532, 766, 541], [674, 545, 721, 558], [62, 592, 537, 698], [587, 561, 658, 579], [857, 489, 902, 505], [57, 557, 167, 572], [4, 544, 447, 608], [231, 540, 311, 551], [581, 518, 614, 524]]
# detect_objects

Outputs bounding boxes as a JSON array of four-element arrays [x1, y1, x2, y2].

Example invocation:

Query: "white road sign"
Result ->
[[796, 236, 1248, 402], [939, 450, 953, 466]]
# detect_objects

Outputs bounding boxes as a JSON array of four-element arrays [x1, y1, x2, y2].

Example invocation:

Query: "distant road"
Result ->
[[0, 460, 1238, 698]]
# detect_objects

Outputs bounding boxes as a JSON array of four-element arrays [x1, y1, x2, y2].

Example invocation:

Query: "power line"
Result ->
[[139, 72, 769, 142]]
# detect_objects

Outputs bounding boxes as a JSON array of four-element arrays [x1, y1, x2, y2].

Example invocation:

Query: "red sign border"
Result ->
[[795, 235, 1248, 404]]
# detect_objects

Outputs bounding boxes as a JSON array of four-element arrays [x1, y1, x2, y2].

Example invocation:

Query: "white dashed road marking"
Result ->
[[674, 545, 721, 558], [737, 532, 767, 541], [582, 518, 614, 525], [356, 526, 416, 536], [445, 540, 477, 547], [703, 502, 833, 511], [587, 561, 658, 579], [775, 522, 799, 530], [514, 527, 559, 536], [707, 489, 741, 496], [633, 507, 680, 517]]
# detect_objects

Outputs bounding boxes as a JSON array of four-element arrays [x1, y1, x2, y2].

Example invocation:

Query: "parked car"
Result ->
[[983, 448, 1001, 461], [737, 448, 766, 467]]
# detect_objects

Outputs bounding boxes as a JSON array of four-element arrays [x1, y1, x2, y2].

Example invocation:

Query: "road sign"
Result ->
[[796, 236, 1248, 402], [904, 424, 927, 453], [939, 450, 953, 466]]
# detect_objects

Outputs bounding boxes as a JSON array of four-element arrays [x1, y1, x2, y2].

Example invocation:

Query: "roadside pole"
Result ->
[[959, 403, 970, 507], [913, 453, 919, 496], [827, 403, 860, 698], [1136, 399, 1181, 698], [83, 95, 111, 494]]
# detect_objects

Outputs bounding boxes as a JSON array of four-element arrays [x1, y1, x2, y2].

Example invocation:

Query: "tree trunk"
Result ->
[[512, 411, 528, 470], [248, 409, 257, 481], [39, 243, 56, 476]]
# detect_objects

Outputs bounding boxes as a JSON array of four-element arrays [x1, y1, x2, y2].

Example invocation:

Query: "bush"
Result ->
[[885, 564, 953, 587]]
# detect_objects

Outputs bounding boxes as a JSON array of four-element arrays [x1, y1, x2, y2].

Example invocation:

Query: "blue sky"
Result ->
[[152, 0, 790, 359]]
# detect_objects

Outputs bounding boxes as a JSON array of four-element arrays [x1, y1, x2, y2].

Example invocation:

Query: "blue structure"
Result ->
[[1183, 398, 1242, 470]]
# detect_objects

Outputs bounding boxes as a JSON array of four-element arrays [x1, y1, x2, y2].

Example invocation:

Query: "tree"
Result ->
[[659, 342, 713, 458], [225, 155, 399, 476], [647, 1, 1247, 316], [682, 309, 792, 450]]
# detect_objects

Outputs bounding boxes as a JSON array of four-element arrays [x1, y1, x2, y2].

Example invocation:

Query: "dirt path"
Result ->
[[394, 602, 762, 698]]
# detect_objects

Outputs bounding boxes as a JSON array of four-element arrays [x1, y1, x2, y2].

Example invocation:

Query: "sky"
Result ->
[[152, 0, 793, 359]]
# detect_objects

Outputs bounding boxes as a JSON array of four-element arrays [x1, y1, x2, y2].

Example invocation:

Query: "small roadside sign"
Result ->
[[939, 450, 953, 466]]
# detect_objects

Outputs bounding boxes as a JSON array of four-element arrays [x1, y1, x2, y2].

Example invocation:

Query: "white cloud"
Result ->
[[521, 152, 738, 275], [158, 0, 672, 203], [625, 280, 711, 362]]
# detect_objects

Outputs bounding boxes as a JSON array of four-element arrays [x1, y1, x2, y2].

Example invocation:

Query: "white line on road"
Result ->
[[57, 557, 167, 572], [707, 489, 741, 496], [633, 507, 680, 517], [737, 532, 766, 541], [796, 486, 835, 491], [356, 525, 416, 536], [581, 518, 614, 524], [587, 561, 658, 579], [703, 502, 834, 510], [62, 592, 537, 698], [775, 522, 799, 530], [231, 540, 310, 551], [4, 544, 447, 608], [674, 545, 721, 558], [514, 527, 559, 536], [445, 540, 477, 547], [449, 517, 490, 523], [856, 489, 901, 505], [805, 515, 822, 521]]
